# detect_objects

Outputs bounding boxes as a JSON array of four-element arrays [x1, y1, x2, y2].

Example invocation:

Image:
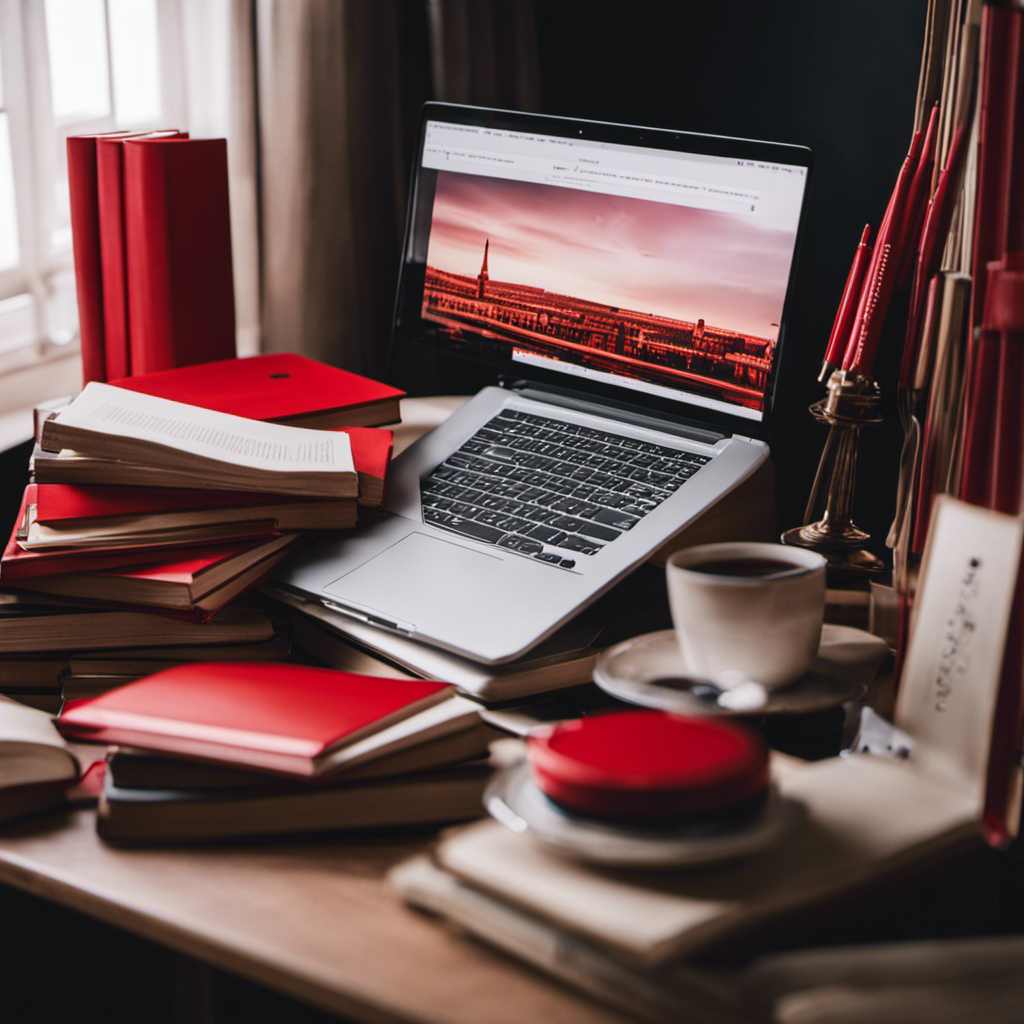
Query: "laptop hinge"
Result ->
[[501, 378, 727, 445]]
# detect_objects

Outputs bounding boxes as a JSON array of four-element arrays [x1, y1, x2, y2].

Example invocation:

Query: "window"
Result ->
[[0, 0, 186, 418]]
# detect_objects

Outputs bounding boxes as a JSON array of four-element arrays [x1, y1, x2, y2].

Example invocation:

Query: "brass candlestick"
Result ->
[[781, 370, 886, 577]]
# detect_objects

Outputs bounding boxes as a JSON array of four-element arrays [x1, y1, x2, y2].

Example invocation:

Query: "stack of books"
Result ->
[[0, 355, 404, 712], [53, 662, 495, 843]]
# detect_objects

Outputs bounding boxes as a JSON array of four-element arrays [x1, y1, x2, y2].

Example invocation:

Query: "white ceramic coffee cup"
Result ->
[[665, 541, 827, 690]]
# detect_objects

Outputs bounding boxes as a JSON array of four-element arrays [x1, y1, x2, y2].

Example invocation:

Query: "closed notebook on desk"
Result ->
[[57, 662, 479, 778]]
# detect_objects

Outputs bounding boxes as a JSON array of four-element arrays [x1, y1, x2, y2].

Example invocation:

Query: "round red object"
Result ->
[[527, 711, 769, 821]]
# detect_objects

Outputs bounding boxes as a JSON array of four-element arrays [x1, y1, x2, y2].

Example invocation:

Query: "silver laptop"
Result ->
[[272, 103, 812, 664]]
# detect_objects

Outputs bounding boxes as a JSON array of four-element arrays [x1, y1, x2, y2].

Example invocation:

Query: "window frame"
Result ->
[[0, 0, 187, 420]]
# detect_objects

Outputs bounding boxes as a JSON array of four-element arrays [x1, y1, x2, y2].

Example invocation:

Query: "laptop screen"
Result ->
[[396, 105, 811, 429]]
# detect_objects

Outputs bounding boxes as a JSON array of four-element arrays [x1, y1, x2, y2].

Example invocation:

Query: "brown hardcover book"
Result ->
[[0, 604, 274, 655], [97, 759, 492, 844]]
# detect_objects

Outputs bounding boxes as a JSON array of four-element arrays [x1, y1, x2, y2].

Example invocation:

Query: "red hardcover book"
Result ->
[[12, 534, 297, 613], [67, 131, 136, 385], [96, 131, 187, 380], [26, 483, 355, 546], [34, 483, 331, 523], [123, 138, 236, 375], [57, 663, 457, 777], [0, 485, 226, 579], [109, 353, 404, 428]]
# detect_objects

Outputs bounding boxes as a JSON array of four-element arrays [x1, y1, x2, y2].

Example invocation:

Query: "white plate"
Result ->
[[593, 628, 871, 716], [484, 762, 796, 868]]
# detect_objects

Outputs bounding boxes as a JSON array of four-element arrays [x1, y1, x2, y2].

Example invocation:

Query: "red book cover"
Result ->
[[109, 353, 404, 427], [33, 483, 326, 525], [97, 131, 187, 380], [56, 663, 453, 777], [0, 486, 251, 579], [68, 132, 135, 384], [334, 426, 393, 507], [124, 138, 236, 375]]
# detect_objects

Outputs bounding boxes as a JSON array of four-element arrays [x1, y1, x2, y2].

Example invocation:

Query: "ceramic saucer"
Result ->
[[593, 625, 881, 716], [484, 761, 796, 869]]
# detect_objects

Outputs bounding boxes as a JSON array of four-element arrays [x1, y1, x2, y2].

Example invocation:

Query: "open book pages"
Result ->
[[40, 383, 357, 499]]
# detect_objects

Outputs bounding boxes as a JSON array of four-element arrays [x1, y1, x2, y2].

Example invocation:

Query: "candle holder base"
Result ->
[[780, 525, 886, 579], [781, 371, 886, 580]]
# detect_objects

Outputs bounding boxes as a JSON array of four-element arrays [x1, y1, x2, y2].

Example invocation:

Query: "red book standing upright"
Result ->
[[124, 137, 237, 375], [96, 131, 187, 380], [67, 131, 135, 385]]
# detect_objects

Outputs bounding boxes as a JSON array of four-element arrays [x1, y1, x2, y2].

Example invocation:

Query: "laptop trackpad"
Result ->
[[322, 531, 502, 628]]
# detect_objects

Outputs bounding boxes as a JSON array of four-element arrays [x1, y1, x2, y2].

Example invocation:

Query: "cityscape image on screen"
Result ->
[[421, 169, 799, 416]]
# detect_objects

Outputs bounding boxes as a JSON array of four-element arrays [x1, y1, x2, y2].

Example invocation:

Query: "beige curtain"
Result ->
[[233, 0, 538, 379]]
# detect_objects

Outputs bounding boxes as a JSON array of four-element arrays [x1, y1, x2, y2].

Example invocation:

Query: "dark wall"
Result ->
[[533, 2, 927, 550]]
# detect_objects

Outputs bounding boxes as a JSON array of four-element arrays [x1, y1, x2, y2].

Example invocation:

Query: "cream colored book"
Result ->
[[40, 382, 357, 499], [0, 694, 80, 821], [400, 497, 1024, 967]]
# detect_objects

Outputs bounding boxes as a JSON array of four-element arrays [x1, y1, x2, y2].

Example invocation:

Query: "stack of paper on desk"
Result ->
[[392, 499, 1024, 1015], [262, 562, 674, 704]]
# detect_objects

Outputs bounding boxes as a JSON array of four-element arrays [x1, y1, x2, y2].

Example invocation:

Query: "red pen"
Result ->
[[844, 129, 924, 375], [820, 224, 872, 381]]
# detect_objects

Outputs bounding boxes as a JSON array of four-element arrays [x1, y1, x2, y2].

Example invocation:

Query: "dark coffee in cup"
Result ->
[[688, 557, 804, 578]]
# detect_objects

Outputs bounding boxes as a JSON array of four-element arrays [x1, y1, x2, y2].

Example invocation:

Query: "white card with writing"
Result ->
[[896, 495, 1023, 804]]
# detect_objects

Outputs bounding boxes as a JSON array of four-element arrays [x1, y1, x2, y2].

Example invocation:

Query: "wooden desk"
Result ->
[[0, 808, 650, 1024]]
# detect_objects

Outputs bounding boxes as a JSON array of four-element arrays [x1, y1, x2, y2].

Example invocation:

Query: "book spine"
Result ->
[[66, 137, 107, 385], [125, 139, 236, 375], [97, 140, 132, 379]]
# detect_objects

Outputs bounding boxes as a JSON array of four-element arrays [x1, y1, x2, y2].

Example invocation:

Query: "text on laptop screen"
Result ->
[[416, 120, 808, 423]]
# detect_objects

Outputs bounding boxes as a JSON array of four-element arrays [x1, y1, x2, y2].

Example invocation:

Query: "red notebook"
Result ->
[[57, 663, 455, 777], [97, 131, 187, 380], [123, 137, 236, 375], [67, 131, 137, 385], [109, 353, 404, 428]]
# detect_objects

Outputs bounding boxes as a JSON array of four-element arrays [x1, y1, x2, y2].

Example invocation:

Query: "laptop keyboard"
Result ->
[[420, 409, 712, 569]]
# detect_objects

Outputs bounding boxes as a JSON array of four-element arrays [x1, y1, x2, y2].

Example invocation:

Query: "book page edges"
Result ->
[[435, 756, 982, 969], [47, 383, 355, 475]]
